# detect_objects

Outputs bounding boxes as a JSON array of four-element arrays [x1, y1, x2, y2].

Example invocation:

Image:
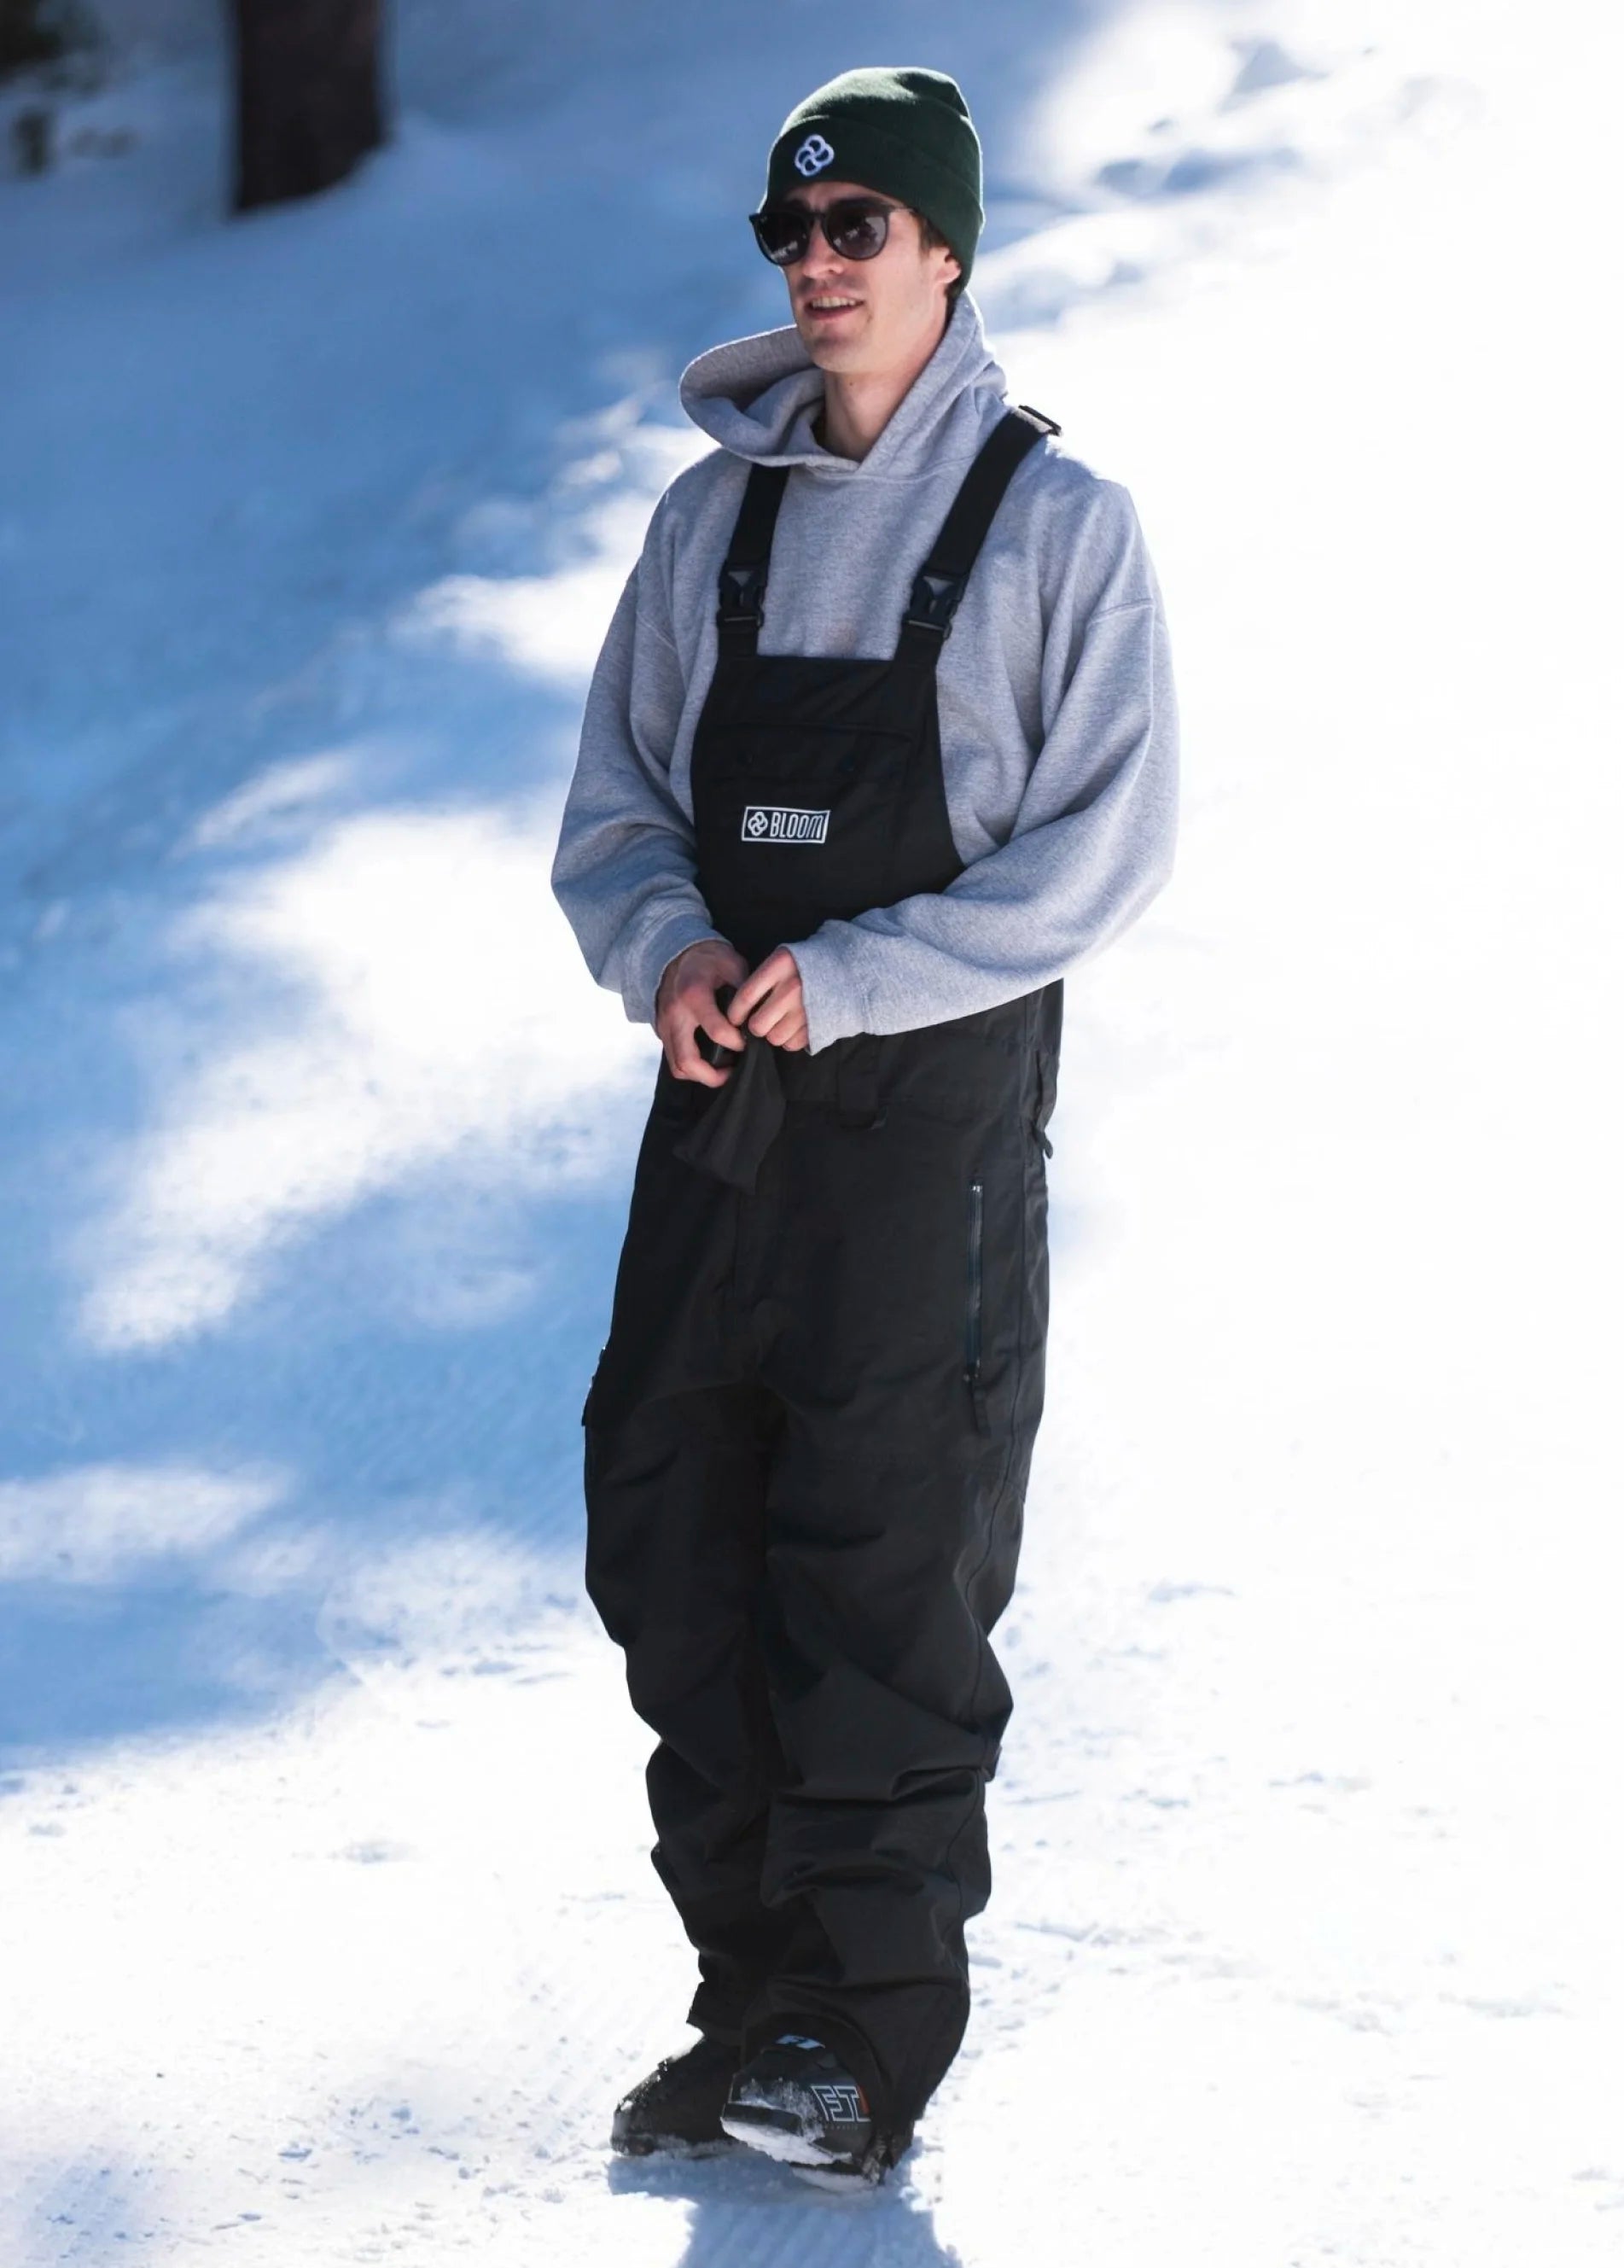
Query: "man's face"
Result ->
[[777, 178, 962, 379]]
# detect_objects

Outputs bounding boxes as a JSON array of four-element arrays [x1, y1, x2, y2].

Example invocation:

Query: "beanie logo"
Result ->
[[794, 133, 835, 178]]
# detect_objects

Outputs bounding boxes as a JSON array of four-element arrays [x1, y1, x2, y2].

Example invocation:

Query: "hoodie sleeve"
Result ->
[[783, 482, 1180, 1054], [549, 498, 728, 1027]]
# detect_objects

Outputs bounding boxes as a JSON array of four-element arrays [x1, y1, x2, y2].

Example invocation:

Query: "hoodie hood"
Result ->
[[677, 289, 1010, 481]]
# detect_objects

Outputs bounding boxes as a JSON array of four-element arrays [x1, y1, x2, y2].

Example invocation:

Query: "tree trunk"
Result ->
[[0, 0, 66, 79], [230, 0, 385, 214]]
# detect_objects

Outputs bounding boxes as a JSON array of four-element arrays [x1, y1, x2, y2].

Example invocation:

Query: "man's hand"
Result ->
[[655, 939, 750, 1086], [726, 945, 809, 1052]]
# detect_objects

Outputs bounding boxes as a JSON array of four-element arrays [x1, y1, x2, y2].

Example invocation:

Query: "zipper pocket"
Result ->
[[964, 1178, 990, 1433]]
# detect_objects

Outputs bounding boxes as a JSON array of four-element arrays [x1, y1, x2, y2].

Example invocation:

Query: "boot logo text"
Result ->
[[810, 2081, 864, 2122]]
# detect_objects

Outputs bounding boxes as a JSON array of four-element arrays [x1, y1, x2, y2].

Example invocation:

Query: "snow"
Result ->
[[2, 1, 1621, 2259]]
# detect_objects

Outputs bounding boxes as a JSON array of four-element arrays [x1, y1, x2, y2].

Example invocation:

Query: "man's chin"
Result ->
[[796, 324, 870, 373]]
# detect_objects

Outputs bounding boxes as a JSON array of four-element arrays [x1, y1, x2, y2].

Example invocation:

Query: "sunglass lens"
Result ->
[[752, 209, 810, 265], [826, 207, 889, 259]]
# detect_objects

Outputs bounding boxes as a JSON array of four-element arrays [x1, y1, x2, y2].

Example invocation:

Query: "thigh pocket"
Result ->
[[960, 1146, 1040, 1439], [964, 1174, 991, 1437]]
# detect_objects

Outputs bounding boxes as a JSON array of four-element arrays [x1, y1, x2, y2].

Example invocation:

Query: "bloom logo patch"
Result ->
[[794, 134, 835, 178], [742, 805, 829, 845]]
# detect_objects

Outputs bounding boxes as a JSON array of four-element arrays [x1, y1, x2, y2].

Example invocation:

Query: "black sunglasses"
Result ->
[[748, 196, 904, 267]]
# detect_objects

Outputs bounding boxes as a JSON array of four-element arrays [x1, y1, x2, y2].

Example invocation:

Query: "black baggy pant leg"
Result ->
[[582, 1069, 800, 2045], [733, 1036, 1051, 2136]]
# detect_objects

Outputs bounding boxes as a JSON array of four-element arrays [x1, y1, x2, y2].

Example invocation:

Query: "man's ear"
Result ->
[[927, 236, 961, 288]]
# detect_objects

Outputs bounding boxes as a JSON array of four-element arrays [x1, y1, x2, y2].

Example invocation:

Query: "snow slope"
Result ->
[[2, 1, 1620, 2259]]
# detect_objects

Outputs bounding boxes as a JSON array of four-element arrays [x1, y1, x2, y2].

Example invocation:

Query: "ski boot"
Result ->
[[720, 2031, 903, 2190], [610, 2032, 742, 2158]]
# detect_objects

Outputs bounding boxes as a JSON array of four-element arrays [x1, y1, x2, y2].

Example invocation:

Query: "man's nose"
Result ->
[[798, 223, 845, 283]]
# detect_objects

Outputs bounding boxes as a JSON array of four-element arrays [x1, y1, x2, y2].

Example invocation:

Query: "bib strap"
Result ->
[[711, 400, 1060, 662], [715, 464, 791, 654], [896, 403, 1060, 664]]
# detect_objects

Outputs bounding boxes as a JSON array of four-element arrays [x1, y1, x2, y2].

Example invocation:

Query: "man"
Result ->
[[551, 65, 1178, 2189]]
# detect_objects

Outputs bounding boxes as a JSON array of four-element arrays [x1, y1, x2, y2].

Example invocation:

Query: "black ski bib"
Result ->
[[582, 403, 1068, 2146]]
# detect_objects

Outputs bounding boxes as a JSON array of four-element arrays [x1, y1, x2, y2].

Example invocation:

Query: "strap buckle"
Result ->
[[717, 563, 766, 630], [902, 568, 966, 642]]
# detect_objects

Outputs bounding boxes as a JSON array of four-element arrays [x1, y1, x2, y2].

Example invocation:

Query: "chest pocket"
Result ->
[[706, 718, 912, 914]]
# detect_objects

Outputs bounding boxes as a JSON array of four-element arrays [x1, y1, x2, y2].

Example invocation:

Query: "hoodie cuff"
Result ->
[[628, 911, 731, 1029], [782, 929, 870, 1054]]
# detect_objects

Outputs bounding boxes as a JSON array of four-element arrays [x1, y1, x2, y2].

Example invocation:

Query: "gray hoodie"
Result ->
[[550, 289, 1179, 1055]]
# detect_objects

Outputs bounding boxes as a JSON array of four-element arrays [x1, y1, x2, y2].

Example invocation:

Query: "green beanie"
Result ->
[[763, 66, 983, 293]]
